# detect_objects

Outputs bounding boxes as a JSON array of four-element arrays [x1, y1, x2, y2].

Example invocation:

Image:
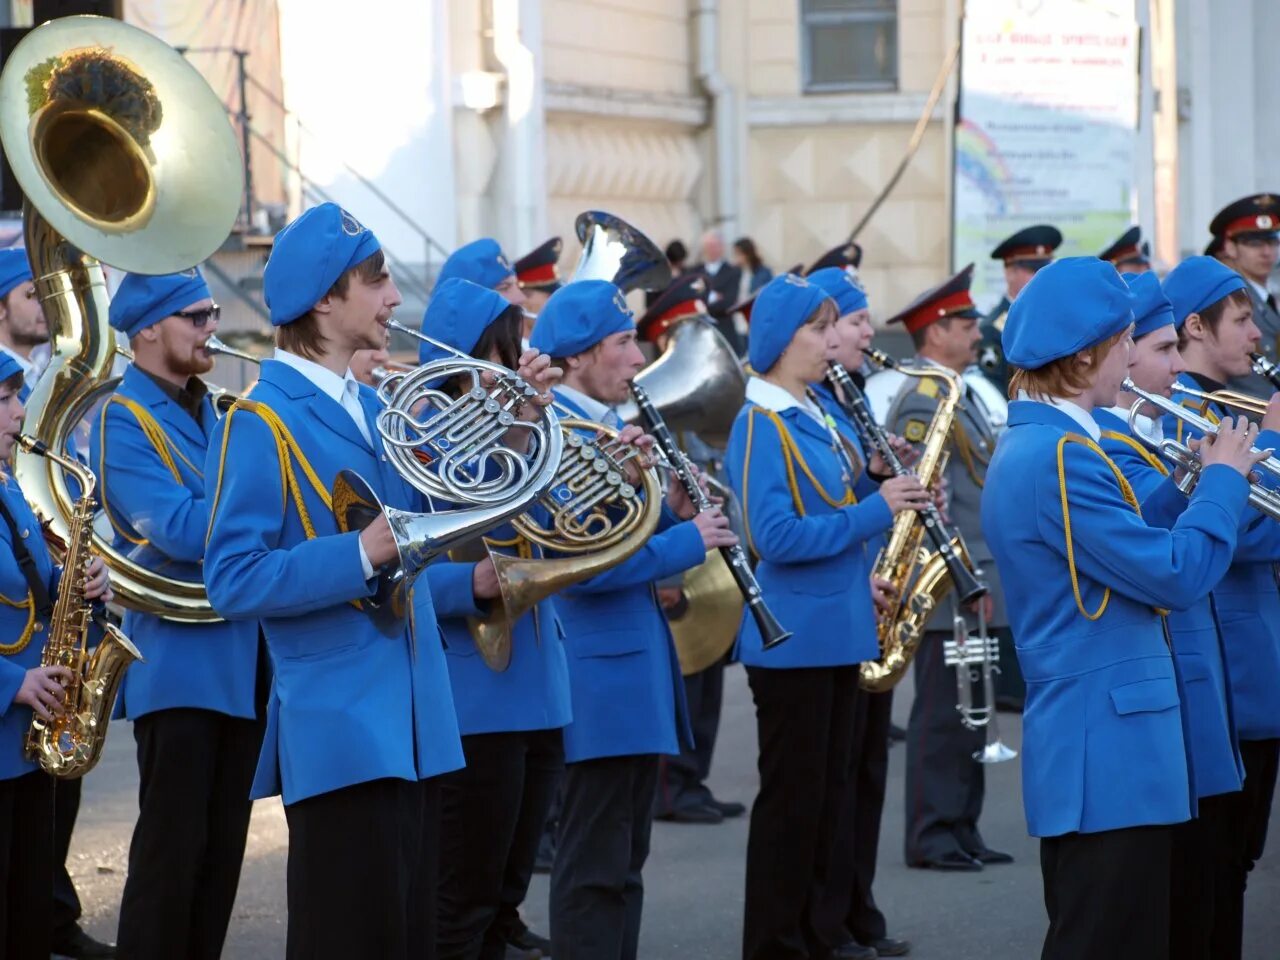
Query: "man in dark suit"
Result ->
[[694, 230, 743, 353]]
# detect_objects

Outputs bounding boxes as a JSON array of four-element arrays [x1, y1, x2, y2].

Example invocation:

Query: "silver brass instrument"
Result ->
[[0, 16, 244, 623], [942, 581, 1016, 764], [569, 210, 674, 292], [1121, 377, 1280, 521]]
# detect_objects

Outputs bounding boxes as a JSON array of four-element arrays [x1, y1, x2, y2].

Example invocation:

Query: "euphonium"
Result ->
[[0, 16, 244, 622], [847, 354, 987, 692], [19, 437, 142, 779]]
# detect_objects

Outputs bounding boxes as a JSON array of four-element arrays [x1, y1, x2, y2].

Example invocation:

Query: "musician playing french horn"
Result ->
[[90, 269, 267, 960], [528, 279, 737, 960], [871, 265, 1014, 874], [417, 277, 567, 960], [727, 274, 929, 960], [204, 203, 559, 959], [0, 351, 112, 959]]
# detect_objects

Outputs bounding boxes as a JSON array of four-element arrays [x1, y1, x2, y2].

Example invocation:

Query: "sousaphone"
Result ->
[[0, 15, 244, 621]]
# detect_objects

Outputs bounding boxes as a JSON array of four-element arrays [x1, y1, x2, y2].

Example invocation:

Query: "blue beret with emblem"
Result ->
[[529, 280, 634, 357], [0, 248, 32, 300], [1125, 272, 1175, 339], [436, 238, 515, 292], [1161, 256, 1247, 329], [263, 203, 382, 326], [0, 351, 22, 386], [806, 267, 868, 317], [747, 273, 833, 375], [418, 278, 513, 365], [109, 268, 212, 339], [1002, 257, 1134, 369]]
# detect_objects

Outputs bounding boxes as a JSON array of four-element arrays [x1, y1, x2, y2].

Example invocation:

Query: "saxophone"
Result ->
[[20, 437, 142, 779], [856, 359, 984, 692]]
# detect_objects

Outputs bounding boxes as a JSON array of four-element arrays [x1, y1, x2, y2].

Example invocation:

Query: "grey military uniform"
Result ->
[[884, 357, 1010, 866], [1229, 280, 1280, 397]]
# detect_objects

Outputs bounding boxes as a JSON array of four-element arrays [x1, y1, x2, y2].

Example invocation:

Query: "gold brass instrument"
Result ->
[[19, 436, 142, 778], [847, 354, 987, 692], [1122, 378, 1280, 521], [1175, 382, 1268, 419], [0, 16, 244, 622]]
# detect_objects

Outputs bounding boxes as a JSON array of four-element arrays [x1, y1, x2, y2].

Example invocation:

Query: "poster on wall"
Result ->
[[952, 9, 1140, 311]]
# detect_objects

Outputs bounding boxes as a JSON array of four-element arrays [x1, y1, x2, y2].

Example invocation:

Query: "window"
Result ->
[[801, 0, 898, 93]]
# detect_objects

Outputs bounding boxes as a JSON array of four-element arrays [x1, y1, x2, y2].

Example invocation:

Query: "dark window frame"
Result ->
[[800, 0, 900, 94]]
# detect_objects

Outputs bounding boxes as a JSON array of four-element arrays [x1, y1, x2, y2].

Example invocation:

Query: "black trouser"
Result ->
[[904, 629, 987, 863], [1170, 791, 1234, 960], [1040, 825, 1171, 960], [285, 776, 440, 960], [115, 707, 264, 960], [550, 753, 658, 960], [844, 688, 892, 945], [743, 665, 858, 960], [439, 728, 564, 960], [1210, 737, 1280, 959], [52, 776, 81, 942], [0, 770, 53, 960], [655, 656, 726, 815]]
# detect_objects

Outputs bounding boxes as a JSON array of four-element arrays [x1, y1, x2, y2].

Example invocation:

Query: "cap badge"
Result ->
[[339, 209, 364, 236]]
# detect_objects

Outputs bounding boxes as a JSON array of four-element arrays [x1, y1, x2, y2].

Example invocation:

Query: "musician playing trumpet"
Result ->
[[1160, 256, 1280, 959], [0, 351, 111, 959], [981, 257, 1265, 960], [90, 269, 267, 960]]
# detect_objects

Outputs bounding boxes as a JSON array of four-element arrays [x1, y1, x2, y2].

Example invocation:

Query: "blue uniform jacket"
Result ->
[[203, 359, 463, 804], [426, 517, 572, 736], [725, 395, 893, 670], [982, 400, 1248, 837], [1164, 374, 1280, 740], [0, 476, 58, 780], [1093, 407, 1244, 800], [90, 364, 262, 721], [548, 388, 701, 764]]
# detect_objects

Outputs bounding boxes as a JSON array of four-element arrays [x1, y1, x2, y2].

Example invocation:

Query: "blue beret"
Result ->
[[264, 203, 381, 326], [1124, 272, 1175, 339], [1002, 257, 1134, 369], [109, 268, 212, 339], [1161, 256, 1247, 329], [529, 280, 633, 357], [0, 248, 32, 300], [0, 351, 22, 386], [436, 238, 515, 291], [806, 267, 868, 317], [418, 278, 512, 365], [747, 273, 833, 374]]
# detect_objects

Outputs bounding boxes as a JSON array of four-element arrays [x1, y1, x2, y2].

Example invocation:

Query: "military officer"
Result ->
[[975, 224, 1062, 396], [92, 270, 267, 960], [874, 265, 1015, 873], [1163, 255, 1280, 959], [1208, 194, 1280, 395], [983, 257, 1263, 960], [0, 249, 47, 401], [513, 236, 563, 336], [806, 242, 863, 279], [1099, 226, 1152, 275], [203, 203, 468, 959], [529, 280, 737, 960]]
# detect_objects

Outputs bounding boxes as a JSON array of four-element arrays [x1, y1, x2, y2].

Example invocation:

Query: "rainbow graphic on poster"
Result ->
[[954, 120, 1013, 218]]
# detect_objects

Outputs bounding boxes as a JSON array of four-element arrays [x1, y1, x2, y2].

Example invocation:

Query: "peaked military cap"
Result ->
[[636, 273, 707, 342], [884, 264, 979, 335], [513, 236, 563, 292], [1209, 194, 1280, 242], [1099, 226, 1150, 268], [990, 225, 1062, 268], [805, 242, 862, 275]]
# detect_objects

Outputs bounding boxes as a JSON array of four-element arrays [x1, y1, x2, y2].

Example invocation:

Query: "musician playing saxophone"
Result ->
[[726, 274, 928, 960], [0, 353, 110, 959]]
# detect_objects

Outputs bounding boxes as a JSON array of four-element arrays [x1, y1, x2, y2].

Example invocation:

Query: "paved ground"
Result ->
[[71, 666, 1279, 958]]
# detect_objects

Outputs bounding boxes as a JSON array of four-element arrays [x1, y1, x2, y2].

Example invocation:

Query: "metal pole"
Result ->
[[235, 49, 254, 231]]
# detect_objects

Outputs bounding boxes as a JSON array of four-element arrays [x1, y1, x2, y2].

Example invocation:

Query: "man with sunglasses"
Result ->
[[90, 269, 266, 960], [1209, 194, 1280, 396]]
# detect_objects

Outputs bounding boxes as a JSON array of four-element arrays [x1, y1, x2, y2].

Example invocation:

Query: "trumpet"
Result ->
[[1122, 377, 1280, 521], [942, 580, 1016, 763], [1175, 382, 1268, 419]]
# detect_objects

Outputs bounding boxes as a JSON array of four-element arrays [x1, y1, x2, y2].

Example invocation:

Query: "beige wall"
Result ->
[[543, 0, 694, 95]]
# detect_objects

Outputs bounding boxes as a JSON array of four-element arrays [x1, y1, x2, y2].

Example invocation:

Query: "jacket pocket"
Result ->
[[566, 628, 646, 659], [1175, 651, 1210, 684], [1109, 676, 1180, 716]]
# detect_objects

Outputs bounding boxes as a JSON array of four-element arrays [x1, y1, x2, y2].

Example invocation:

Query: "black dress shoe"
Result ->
[[912, 850, 983, 871], [506, 923, 552, 957], [870, 937, 910, 956], [706, 796, 746, 818], [655, 804, 723, 824], [52, 925, 117, 959], [831, 940, 878, 959], [968, 846, 1014, 865]]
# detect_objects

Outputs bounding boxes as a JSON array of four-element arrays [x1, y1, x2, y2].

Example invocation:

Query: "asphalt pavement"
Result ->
[[69, 665, 1279, 958]]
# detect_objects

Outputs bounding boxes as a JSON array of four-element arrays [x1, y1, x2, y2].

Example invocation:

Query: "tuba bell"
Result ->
[[0, 15, 244, 622]]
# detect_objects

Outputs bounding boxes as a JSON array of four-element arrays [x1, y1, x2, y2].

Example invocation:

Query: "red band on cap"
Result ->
[[1224, 213, 1279, 238], [901, 290, 975, 334], [1106, 244, 1142, 263], [638, 301, 703, 342], [518, 263, 559, 286], [1002, 245, 1052, 265]]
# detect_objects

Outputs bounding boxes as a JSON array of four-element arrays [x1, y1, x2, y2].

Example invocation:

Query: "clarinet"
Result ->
[[1251, 352, 1280, 391], [827, 353, 987, 604], [627, 383, 792, 649]]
